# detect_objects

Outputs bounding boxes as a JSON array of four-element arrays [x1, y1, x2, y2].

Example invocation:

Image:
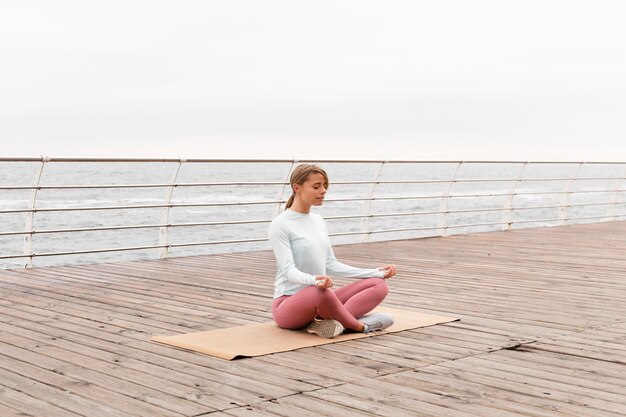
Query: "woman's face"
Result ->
[[295, 172, 327, 207]]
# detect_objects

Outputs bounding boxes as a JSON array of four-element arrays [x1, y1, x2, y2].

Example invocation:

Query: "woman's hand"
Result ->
[[378, 264, 397, 279], [314, 276, 334, 289]]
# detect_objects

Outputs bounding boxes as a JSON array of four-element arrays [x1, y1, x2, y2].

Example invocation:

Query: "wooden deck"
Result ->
[[1, 221, 626, 417]]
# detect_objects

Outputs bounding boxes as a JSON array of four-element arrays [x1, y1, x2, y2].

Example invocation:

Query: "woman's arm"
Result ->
[[321, 217, 392, 279], [325, 243, 386, 278], [322, 220, 383, 278], [268, 220, 317, 286]]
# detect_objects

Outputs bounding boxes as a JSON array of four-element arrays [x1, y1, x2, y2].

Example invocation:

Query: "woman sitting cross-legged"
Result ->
[[269, 164, 396, 338]]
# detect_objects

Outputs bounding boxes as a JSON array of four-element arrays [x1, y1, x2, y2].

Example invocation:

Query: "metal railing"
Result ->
[[0, 157, 625, 269]]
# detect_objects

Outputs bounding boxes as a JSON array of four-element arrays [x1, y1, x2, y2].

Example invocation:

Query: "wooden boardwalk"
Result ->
[[1, 221, 625, 417]]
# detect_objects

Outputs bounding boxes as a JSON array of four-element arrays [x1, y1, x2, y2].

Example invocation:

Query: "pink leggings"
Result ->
[[272, 278, 388, 331]]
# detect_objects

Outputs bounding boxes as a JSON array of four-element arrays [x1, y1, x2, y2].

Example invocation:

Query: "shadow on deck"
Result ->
[[1, 221, 625, 417]]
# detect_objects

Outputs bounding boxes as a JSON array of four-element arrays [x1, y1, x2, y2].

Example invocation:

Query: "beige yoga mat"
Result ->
[[151, 307, 459, 360]]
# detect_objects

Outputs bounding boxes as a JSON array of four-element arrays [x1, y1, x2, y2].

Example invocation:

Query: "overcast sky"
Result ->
[[1, 1, 625, 161]]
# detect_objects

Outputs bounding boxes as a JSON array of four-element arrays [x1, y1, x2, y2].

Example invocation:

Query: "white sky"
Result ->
[[1, 0, 625, 161]]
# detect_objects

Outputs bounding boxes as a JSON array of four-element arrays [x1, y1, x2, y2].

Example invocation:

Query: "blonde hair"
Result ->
[[285, 164, 329, 209]]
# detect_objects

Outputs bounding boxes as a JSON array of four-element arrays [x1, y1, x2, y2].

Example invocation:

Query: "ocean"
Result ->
[[1, 160, 624, 269]]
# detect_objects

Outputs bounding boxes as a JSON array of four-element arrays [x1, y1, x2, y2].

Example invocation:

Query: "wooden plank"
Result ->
[[384, 365, 575, 417], [0, 340, 189, 417], [0, 356, 137, 417], [0, 401, 36, 417], [335, 373, 539, 417], [0, 316, 303, 407], [1, 269, 266, 327], [485, 350, 626, 395], [454, 353, 626, 405], [490, 348, 626, 385], [420, 360, 626, 417], [304, 388, 419, 417], [254, 347, 404, 385], [249, 399, 336, 417], [281, 392, 382, 417], [0, 386, 84, 417]]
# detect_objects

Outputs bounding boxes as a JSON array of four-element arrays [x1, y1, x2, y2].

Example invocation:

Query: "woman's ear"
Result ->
[[293, 184, 300, 194]]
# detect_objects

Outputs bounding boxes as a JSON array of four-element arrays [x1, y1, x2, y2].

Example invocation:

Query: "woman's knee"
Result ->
[[317, 287, 340, 301], [355, 277, 389, 302], [373, 277, 389, 297]]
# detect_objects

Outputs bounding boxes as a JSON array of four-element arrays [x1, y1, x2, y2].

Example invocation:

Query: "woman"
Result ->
[[269, 164, 396, 338]]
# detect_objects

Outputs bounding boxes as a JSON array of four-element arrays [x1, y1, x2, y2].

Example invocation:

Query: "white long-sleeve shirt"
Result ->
[[268, 209, 384, 299]]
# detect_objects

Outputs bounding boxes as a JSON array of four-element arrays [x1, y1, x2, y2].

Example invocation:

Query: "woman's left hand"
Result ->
[[378, 264, 396, 279]]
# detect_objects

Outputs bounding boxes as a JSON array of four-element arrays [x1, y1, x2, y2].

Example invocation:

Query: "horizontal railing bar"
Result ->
[[0, 254, 26, 260], [0, 244, 167, 259], [2, 176, 625, 191], [330, 213, 626, 236], [509, 214, 624, 225], [2, 188, 624, 215], [3, 157, 626, 164], [0, 181, 286, 190], [4, 200, 623, 237], [0, 237, 270, 259], [451, 188, 624, 197], [335, 189, 623, 202], [0, 200, 279, 214], [0, 218, 271, 236], [0, 157, 293, 163], [329, 221, 509, 236], [501, 201, 624, 211], [327, 201, 625, 221], [325, 201, 625, 223], [167, 237, 269, 249], [361, 187, 624, 200], [3, 212, 624, 260]]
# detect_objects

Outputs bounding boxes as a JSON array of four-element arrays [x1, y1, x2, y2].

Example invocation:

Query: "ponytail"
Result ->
[[285, 193, 295, 209]]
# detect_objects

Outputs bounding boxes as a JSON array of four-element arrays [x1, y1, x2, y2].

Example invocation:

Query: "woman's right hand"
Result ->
[[314, 276, 334, 289]]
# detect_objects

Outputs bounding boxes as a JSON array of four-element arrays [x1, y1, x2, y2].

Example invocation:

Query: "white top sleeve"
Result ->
[[323, 220, 384, 278], [325, 243, 384, 278], [269, 210, 384, 299], [268, 217, 317, 287]]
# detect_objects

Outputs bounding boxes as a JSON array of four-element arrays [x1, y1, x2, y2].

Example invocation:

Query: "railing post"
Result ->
[[362, 161, 386, 242], [437, 161, 463, 236], [273, 160, 297, 218], [559, 162, 584, 225], [608, 164, 626, 220], [23, 156, 49, 268], [159, 159, 185, 259], [502, 162, 528, 230]]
